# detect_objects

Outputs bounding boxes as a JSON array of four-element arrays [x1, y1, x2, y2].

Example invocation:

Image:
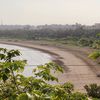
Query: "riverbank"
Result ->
[[0, 40, 100, 92]]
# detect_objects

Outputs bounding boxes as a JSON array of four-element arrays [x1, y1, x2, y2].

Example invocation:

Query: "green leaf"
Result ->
[[2, 73, 8, 82], [17, 93, 29, 100], [4, 68, 10, 74], [0, 54, 6, 60]]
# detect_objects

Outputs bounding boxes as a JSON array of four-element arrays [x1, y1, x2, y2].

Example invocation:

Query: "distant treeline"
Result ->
[[0, 25, 100, 40]]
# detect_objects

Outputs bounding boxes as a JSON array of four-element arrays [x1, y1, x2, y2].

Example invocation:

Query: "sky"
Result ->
[[0, 0, 100, 25]]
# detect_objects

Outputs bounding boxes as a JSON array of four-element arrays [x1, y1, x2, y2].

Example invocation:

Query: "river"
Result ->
[[0, 44, 52, 76]]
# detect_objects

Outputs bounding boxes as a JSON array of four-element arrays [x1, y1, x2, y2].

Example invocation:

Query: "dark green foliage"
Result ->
[[92, 40, 100, 49], [69, 92, 88, 100], [0, 25, 99, 41], [78, 38, 93, 47], [62, 82, 74, 94], [89, 44, 100, 64], [85, 84, 100, 98], [92, 98, 100, 100], [89, 33, 100, 63], [34, 62, 63, 82], [17, 93, 29, 100], [0, 48, 88, 100]]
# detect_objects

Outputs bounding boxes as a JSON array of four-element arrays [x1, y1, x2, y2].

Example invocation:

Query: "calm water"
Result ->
[[0, 44, 52, 76]]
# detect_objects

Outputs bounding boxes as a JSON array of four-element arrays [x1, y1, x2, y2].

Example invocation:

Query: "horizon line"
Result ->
[[0, 23, 100, 26]]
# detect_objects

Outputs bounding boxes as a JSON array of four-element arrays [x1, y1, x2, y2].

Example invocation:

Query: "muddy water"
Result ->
[[0, 44, 52, 76]]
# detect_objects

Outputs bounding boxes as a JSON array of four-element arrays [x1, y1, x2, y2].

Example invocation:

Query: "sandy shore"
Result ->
[[0, 40, 100, 92]]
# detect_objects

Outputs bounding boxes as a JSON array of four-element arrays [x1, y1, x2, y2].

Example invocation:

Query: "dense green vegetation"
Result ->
[[0, 26, 100, 47], [87, 34, 100, 100], [0, 48, 100, 99], [0, 48, 89, 100], [85, 84, 100, 98], [89, 34, 100, 64]]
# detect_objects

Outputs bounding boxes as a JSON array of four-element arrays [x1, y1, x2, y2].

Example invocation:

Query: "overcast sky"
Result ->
[[0, 0, 100, 25]]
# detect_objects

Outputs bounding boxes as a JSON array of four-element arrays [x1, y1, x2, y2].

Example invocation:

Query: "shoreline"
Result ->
[[0, 41, 66, 71], [0, 40, 100, 92], [0, 40, 99, 73]]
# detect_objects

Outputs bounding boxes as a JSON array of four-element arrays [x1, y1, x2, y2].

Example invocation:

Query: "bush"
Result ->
[[69, 92, 88, 100], [78, 38, 93, 47], [84, 84, 100, 98], [92, 40, 100, 49], [93, 98, 100, 100], [0, 48, 89, 100], [89, 51, 100, 64]]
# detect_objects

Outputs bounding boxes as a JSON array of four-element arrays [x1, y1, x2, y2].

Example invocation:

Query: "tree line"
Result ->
[[0, 27, 100, 40]]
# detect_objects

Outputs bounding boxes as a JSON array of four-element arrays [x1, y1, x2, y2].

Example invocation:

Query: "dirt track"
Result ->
[[0, 41, 100, 92]]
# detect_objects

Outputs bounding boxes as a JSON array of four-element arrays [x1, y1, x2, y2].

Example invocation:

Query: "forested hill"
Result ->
[[0, 24, 100, 40]]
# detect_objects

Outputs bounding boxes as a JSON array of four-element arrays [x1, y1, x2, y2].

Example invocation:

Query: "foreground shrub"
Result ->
[[92, 40, 100, 49], [69, 92, 88, 100], [89, 51, 100, 60], [92, 98, 100, 100], [84, 84, 100, 98], [89, 51, 100, 64], [78, 38, 93, 47], [0, 48, 88, 100]]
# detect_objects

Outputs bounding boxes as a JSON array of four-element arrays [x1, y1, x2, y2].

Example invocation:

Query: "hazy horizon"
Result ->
[[0, 0, 100, 25]]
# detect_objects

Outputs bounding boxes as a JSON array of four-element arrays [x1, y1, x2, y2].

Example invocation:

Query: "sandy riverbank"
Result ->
[[0, 40, 100, 92]]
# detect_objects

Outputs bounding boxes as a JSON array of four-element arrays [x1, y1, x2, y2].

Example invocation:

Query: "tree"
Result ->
[[89, 33, 100, 63], [85, 84, 100, 98], [78, 38, 93, 47], [0, 48, 88, 100]]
